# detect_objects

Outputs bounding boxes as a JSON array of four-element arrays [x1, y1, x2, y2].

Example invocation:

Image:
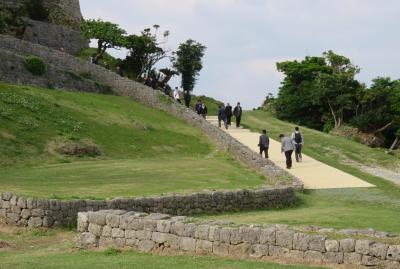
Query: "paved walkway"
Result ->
[[207, 116, 374, 189]]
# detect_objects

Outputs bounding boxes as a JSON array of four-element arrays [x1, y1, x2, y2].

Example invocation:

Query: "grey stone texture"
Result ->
[[76, 210, 400, 269]]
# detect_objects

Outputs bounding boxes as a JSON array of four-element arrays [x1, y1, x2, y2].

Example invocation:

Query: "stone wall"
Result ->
[[22, 19, 88, 54], [0, 48, 111, 94], [0, 187, 295, 228], [76, 210, 400, 269], [0, 35, 303, 189]]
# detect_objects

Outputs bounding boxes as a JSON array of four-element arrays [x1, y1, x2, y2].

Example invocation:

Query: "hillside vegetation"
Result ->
[[0, 83, 266, 199], [197, 110, 400, 233]]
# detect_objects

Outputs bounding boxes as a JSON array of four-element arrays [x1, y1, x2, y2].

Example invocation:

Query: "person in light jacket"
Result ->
[[279, 134, 294, 169]]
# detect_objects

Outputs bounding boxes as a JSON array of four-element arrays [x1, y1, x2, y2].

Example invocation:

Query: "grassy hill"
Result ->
[[197, 110, 400, 233], [0, 83, 266, 199]]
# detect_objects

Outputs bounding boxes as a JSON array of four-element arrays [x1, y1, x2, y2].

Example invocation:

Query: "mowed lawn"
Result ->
[[0, 83, 266, 199], [196, 110, 400, 233], [0, 225, 327, 269]]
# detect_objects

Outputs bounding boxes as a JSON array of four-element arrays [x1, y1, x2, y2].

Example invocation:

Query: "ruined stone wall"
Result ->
[[76, 210, 400, 269], [0, 187, 295, 228]]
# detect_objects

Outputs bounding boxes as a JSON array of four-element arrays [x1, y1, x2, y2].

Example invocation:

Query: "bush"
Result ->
[[24, 56, 47, 76]]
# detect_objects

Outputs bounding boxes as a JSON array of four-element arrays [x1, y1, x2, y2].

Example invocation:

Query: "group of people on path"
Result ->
[[217, 102, 243, 129], [258, 127, 304, 169], [195, 99, 208, 118]]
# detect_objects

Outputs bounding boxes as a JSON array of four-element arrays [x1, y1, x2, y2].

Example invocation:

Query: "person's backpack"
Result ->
[[294, 132, 302, 144]]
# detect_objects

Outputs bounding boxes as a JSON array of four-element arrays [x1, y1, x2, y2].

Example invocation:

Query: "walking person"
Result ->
[[218, 105, 228, 129], [258, 130, 270, 159], [184, 90, 191, 108], [291, 127, 304, 162], [195, 99, 203, 115], [233, 102, 243, 128], [201, 101, 208, 119], [225, 103, 233, 126], [279, 134, 294, 169]]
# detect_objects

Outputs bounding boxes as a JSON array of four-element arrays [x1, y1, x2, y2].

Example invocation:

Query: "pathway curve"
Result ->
[[207, 116, 374, 189]]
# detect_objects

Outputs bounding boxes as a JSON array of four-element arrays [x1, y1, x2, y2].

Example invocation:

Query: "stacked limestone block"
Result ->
[[77, 210, 400, 269]]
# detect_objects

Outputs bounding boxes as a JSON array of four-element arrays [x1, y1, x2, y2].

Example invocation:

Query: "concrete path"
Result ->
[[207, 116, 374, 189]]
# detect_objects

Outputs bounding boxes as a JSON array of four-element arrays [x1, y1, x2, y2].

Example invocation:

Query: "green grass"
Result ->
[[0, 226, 326, 269], [195, 110, 400, 233], [0, 83, 267, 198]]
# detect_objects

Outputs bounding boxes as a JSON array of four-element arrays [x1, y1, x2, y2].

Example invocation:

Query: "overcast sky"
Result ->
[[80, 0, 400, 109]]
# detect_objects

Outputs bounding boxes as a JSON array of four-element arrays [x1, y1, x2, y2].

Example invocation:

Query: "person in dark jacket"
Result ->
[[195, 99, 203, 115], [184, 90, 191, 108], [233, 102, 243, 128], [291, 126, 304, 162], [218, 105, 228, 129], [164, 84, 172, 96], [225, 103, 233, 126], [258, 130, 270, 158]]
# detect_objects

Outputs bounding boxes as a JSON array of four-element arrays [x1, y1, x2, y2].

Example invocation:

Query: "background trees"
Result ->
[[173, 40, 206, 92], [274, 51, 400, 149]]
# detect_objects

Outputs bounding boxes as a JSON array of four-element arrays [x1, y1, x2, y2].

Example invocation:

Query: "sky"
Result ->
[[80, 0, 400, 109]]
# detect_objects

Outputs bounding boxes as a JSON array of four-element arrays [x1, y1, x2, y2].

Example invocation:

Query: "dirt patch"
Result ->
[[47, 137, 101, 157], [330, 126, 385, 148], [0, 240, 11, 249], [0, 131, 15, 140]]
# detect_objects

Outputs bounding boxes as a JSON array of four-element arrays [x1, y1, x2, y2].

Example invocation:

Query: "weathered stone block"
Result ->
[[32, 208, 45, 217], [387, 245, 400, 261], [2, 192, 13, 201], [180, 237, 196, 252], [209, 226, 220, 242], [170, 222, 185, 236], [229, 228, 242, 245], [28, 217, 42, 228], [138, 240, 155, 252], [195, 225, 210, 240], [240, 227, 260, 244], [126, 239, 139, 247], [102, 226, 112, 237], [136, 230, 152, 240], [43, 216, 53, 227], [229, 243, 251, 258], [219, 227, 231, 243], [355, 239, 371, 255], [361, 255, 380, 266], [196, 240, 213, 255], [156, 220, 171, 233], [289, 250, 304, 260], [17, 197, 27, 209], [152, 232, 169, 244], [88, 223, 102, 237], [344, 253, 362, 265], [183, 223, 196, 237], [339, 238, 355, 253], [76, 232, 97, 248], [21, 209, 31, 219], [111, 228, 125, 238], [304, 250, 323, 263], [325, 239, 339, 252], [293, 233, 310, 251], [369, 242, 388, 259], [99, 237, 114, 248], [269, 246, 290, 257], [308, 235, 326, 252], [213, 242, 229, 257], [143, 219, 157, 231], [323, 252, 344, 264], [106, 214, 120, 228], [165, 234, 180, 250], [276, 229, 294, 249], [88, 212, 106, 226], [114, 238, 126, 248], [259, 227, 276, 244], [77, 212, 89, 232], [250, 244, 269, 258]]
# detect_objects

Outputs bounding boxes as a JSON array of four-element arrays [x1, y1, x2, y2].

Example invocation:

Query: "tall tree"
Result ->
[[81, 19, 126, 64], [173, 39, 206, 92], [123, 26, 170, 80]]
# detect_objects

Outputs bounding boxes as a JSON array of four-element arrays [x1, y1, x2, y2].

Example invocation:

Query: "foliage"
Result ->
[[24, 56, 47, 76], [26, 0, 49, 22], [81, 19, 126, 63], [173, 39, 206, 92], [123, 26, 170, 80], [79, 47, 120, 71]]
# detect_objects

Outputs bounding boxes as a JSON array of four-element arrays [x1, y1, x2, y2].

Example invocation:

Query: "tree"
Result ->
[[123, 26, 170, 80], [313, 51, 361, 129], [159, 68, 179, 86], [81, 19, 126, 64], [173, 39, 206, 92]]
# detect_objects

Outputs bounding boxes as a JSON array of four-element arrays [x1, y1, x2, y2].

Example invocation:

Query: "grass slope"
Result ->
[[0, 83, 266, 199], [0, 225, 326, 269], [197, 110, 400, 233]]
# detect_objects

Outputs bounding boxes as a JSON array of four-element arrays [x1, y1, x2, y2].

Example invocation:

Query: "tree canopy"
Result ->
[[173, 39, 206, 92]]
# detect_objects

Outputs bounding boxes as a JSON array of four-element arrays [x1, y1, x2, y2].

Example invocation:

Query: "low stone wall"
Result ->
[[0, 187, 295, 228], [76, 210, 400, 269], [0, 35, 302, 188]]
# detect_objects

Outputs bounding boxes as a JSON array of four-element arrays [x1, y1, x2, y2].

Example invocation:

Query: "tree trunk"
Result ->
[[390, 136, 399, 151], [328, 100, 339, 128], [374, 121, 393, 134]]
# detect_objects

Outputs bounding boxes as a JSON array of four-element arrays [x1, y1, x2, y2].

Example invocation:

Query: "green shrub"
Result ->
[[24, 56, 47, 76]]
